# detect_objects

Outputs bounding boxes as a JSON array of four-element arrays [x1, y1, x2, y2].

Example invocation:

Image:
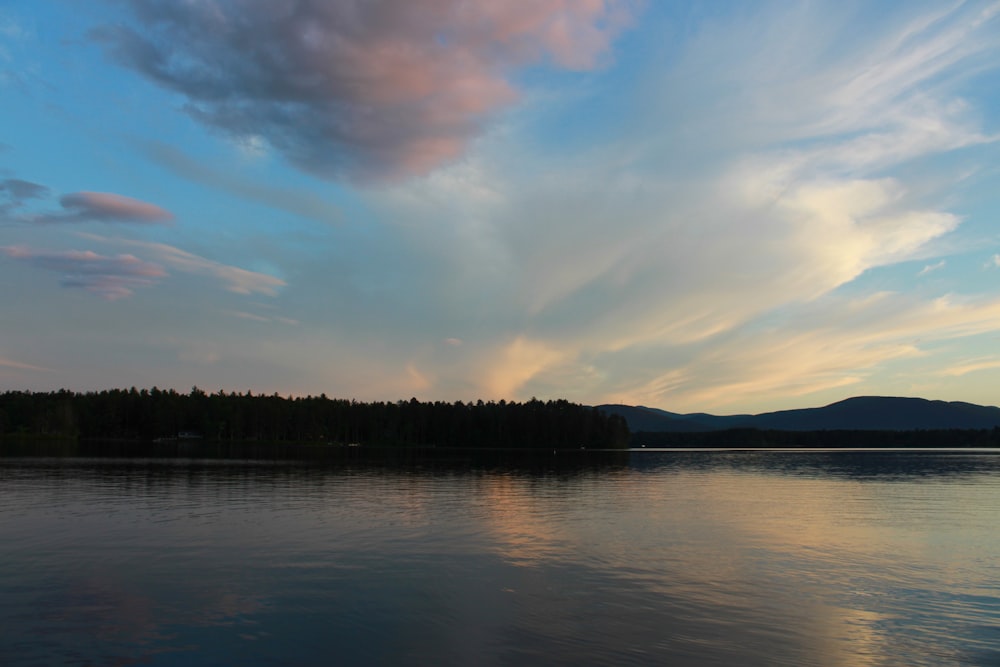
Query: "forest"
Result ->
[[0, 388, 630, 450]]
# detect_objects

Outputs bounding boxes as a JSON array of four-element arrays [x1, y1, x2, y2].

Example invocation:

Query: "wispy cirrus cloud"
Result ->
[[1, 245, 166, 299], [919, 260, 946, 276], [0, 355, 52, 373], [941, 357, 1000, 377], [0, 11, 27, 85], [93, 0, 637, 182], [592, 292, 1000, 412], [143, 141, 342, 224], [0, 12, 25, 40], [3, 234, 285, 300], [350, 1, 1000, 408], [225, 310, 299, 326], [81, 234, 286, 296]]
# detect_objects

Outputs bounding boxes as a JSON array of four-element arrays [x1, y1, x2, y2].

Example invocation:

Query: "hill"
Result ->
[[599, 396, 1000, 432]]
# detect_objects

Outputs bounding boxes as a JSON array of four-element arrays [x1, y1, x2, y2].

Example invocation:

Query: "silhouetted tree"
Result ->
[[0, 389, 630, 449]]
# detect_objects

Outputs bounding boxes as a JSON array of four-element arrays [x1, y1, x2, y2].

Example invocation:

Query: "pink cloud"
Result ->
[[0, 356, 52, 373], [2, 245, 166, 299], [117, 239, 285, 296], [78, 234, 287, 297], [2, 176, 173, 225], [56, 192, 174, 223], [94, 0, 637, 182]]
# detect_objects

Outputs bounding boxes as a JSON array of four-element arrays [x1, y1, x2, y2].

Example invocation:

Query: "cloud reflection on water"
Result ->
[[2, 453, 998, 666]]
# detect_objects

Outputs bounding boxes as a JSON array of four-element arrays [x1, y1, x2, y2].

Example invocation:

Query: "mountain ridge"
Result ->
[[598, 396, 1000, 432]]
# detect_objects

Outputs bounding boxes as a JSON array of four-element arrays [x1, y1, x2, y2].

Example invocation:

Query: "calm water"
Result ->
[[2, 447, 999, 666]]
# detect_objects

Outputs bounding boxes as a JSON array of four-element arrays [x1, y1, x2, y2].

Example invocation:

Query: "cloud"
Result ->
[[0, 178, 48, 201], [342, 1, 1000, 407], [3, 232, 285, 300], [0, 178, 49, 215], [0, 356, 52, 373], [139, 242, 285, 296], [1, 245, 166, 299], [93, 0, 636, 182], [483, 336, 569, 398], [918, 260, 946, 276], [0, 10, 36, 90], [173, 340, 221, 365], [225, 310, 299, 326], [0, 13, 25, 41], [988, 254, 1000, 268], [941, 358, 1000, 377], [552, 291, 1000, 412], [1, 177, 174, 225], [10, 1, 991, 409], [81, 234, 286, 296], [142, 141, 342, 224], [37, 191, 174, 224]]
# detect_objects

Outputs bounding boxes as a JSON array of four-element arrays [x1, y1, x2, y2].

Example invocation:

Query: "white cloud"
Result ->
[[941, 357, 1000, 377], [919, 260, 946, 276], [490, 290, 1000, 412], [350, 1, 1000, 406]]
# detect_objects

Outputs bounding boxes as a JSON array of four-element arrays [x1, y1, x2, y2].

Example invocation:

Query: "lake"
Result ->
[[2, 446, 999, 666]]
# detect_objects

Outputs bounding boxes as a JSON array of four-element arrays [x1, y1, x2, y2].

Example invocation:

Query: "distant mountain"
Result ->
[[595, 405, 699, 432], [599, 397, 1000, 432]]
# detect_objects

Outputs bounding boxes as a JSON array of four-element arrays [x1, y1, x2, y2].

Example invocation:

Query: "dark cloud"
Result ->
[[1, 245, 166, 300], [93, 0, 634, 182], [2, 178, 49, 200], [0, 178, 50, 215]]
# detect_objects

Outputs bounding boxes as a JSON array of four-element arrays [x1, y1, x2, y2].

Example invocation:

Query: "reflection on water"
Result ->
[[1, 448, 999, 666]]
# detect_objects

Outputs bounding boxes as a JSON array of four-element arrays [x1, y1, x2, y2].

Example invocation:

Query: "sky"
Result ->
[[2, 0, 1000, 414]]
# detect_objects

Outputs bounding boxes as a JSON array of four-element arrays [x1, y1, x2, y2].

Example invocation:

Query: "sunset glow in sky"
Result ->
[[2, 1, 1000, 413]]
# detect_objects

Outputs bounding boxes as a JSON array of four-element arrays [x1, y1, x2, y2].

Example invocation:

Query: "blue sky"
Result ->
[[2, 0, 1000, 413]]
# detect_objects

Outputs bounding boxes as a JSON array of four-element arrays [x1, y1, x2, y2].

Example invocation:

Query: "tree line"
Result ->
[[0, 388, 630, 449]]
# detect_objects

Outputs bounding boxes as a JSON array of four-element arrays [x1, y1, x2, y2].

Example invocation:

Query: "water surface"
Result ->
[[2, 448, 999, 666]]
